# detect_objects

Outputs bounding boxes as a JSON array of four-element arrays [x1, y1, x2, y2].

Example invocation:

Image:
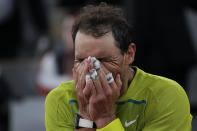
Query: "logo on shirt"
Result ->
[[124, 115, 139, 127]]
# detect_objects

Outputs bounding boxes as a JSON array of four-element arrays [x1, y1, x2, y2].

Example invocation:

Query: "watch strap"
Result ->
[[74, 114, 97, 129], [79, 118, 94, 128]]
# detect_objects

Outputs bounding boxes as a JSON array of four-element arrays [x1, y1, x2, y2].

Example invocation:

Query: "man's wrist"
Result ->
[[79, 111, 92, 120], [95, 115, 116, 129], [75, 114, 97, 129]]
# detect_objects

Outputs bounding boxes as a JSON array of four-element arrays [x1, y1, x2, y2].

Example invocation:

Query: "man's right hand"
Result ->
[[73, 58, 96, 131], [73, 58, 92, 120]]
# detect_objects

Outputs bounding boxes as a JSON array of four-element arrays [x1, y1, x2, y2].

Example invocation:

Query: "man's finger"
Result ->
[[88, 68, 103, 95], [92, 77, 103, 95], [100, 64, 119, 89], [78, 60, 89, 90], [91, 80, 96, 97], [76, 61, 85, 76], [83, 78, 93, 100], [96, 64, 114, 97], [97, 67, 109, 90], [115, 74, 122, 89]]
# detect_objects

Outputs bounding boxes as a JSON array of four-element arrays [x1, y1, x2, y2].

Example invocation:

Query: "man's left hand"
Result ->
[[86, 64, 122, 128]]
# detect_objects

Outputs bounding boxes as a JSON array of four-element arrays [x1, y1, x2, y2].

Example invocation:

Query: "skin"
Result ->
[[73, 31, 136, 130]]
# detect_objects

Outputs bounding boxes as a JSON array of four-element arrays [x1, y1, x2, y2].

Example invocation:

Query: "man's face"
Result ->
[[74, 31, 126, 80]]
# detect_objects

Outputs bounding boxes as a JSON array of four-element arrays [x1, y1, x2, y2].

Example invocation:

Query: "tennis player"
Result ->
[[45, 3, 192, 131]]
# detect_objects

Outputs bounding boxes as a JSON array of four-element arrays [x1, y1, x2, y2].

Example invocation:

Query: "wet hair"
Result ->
[[72, 2, 134, 53]]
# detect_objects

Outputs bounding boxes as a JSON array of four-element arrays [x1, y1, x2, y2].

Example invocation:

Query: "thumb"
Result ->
[[115, 74, 122, 89]]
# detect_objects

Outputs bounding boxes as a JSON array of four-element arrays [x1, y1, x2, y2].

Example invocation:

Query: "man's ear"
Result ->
[[124, 43, 136, 65]]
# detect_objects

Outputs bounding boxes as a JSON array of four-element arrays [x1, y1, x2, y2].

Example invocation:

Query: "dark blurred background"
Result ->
[[0, 0, 196, 131]]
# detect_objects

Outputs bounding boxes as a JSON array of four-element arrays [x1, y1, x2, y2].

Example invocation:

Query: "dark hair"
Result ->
[[72, 2, 133, 53]]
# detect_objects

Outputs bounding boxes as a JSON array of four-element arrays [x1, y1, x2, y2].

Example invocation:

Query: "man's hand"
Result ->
[[73, 57, 122, 129], [73, 59, 92, 120], [88, 64, 122, 128]]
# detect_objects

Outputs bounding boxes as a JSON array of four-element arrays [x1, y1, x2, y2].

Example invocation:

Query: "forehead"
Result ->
[[75, 31, 121, 58]]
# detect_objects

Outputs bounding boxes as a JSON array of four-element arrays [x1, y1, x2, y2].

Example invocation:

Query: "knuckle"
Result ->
[[83, 90, 89, 97], [90, 99, 97, 105], [104, 83, 109, 88], [77, 92, 83, 99], [92, 95, 105, 104], [114, 88, 120, 96], [105, 90, 112, 97], [97, 95, 106, 102]]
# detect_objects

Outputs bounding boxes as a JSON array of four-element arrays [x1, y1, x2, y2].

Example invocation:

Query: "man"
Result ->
[[45, 3, 192, 131]]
